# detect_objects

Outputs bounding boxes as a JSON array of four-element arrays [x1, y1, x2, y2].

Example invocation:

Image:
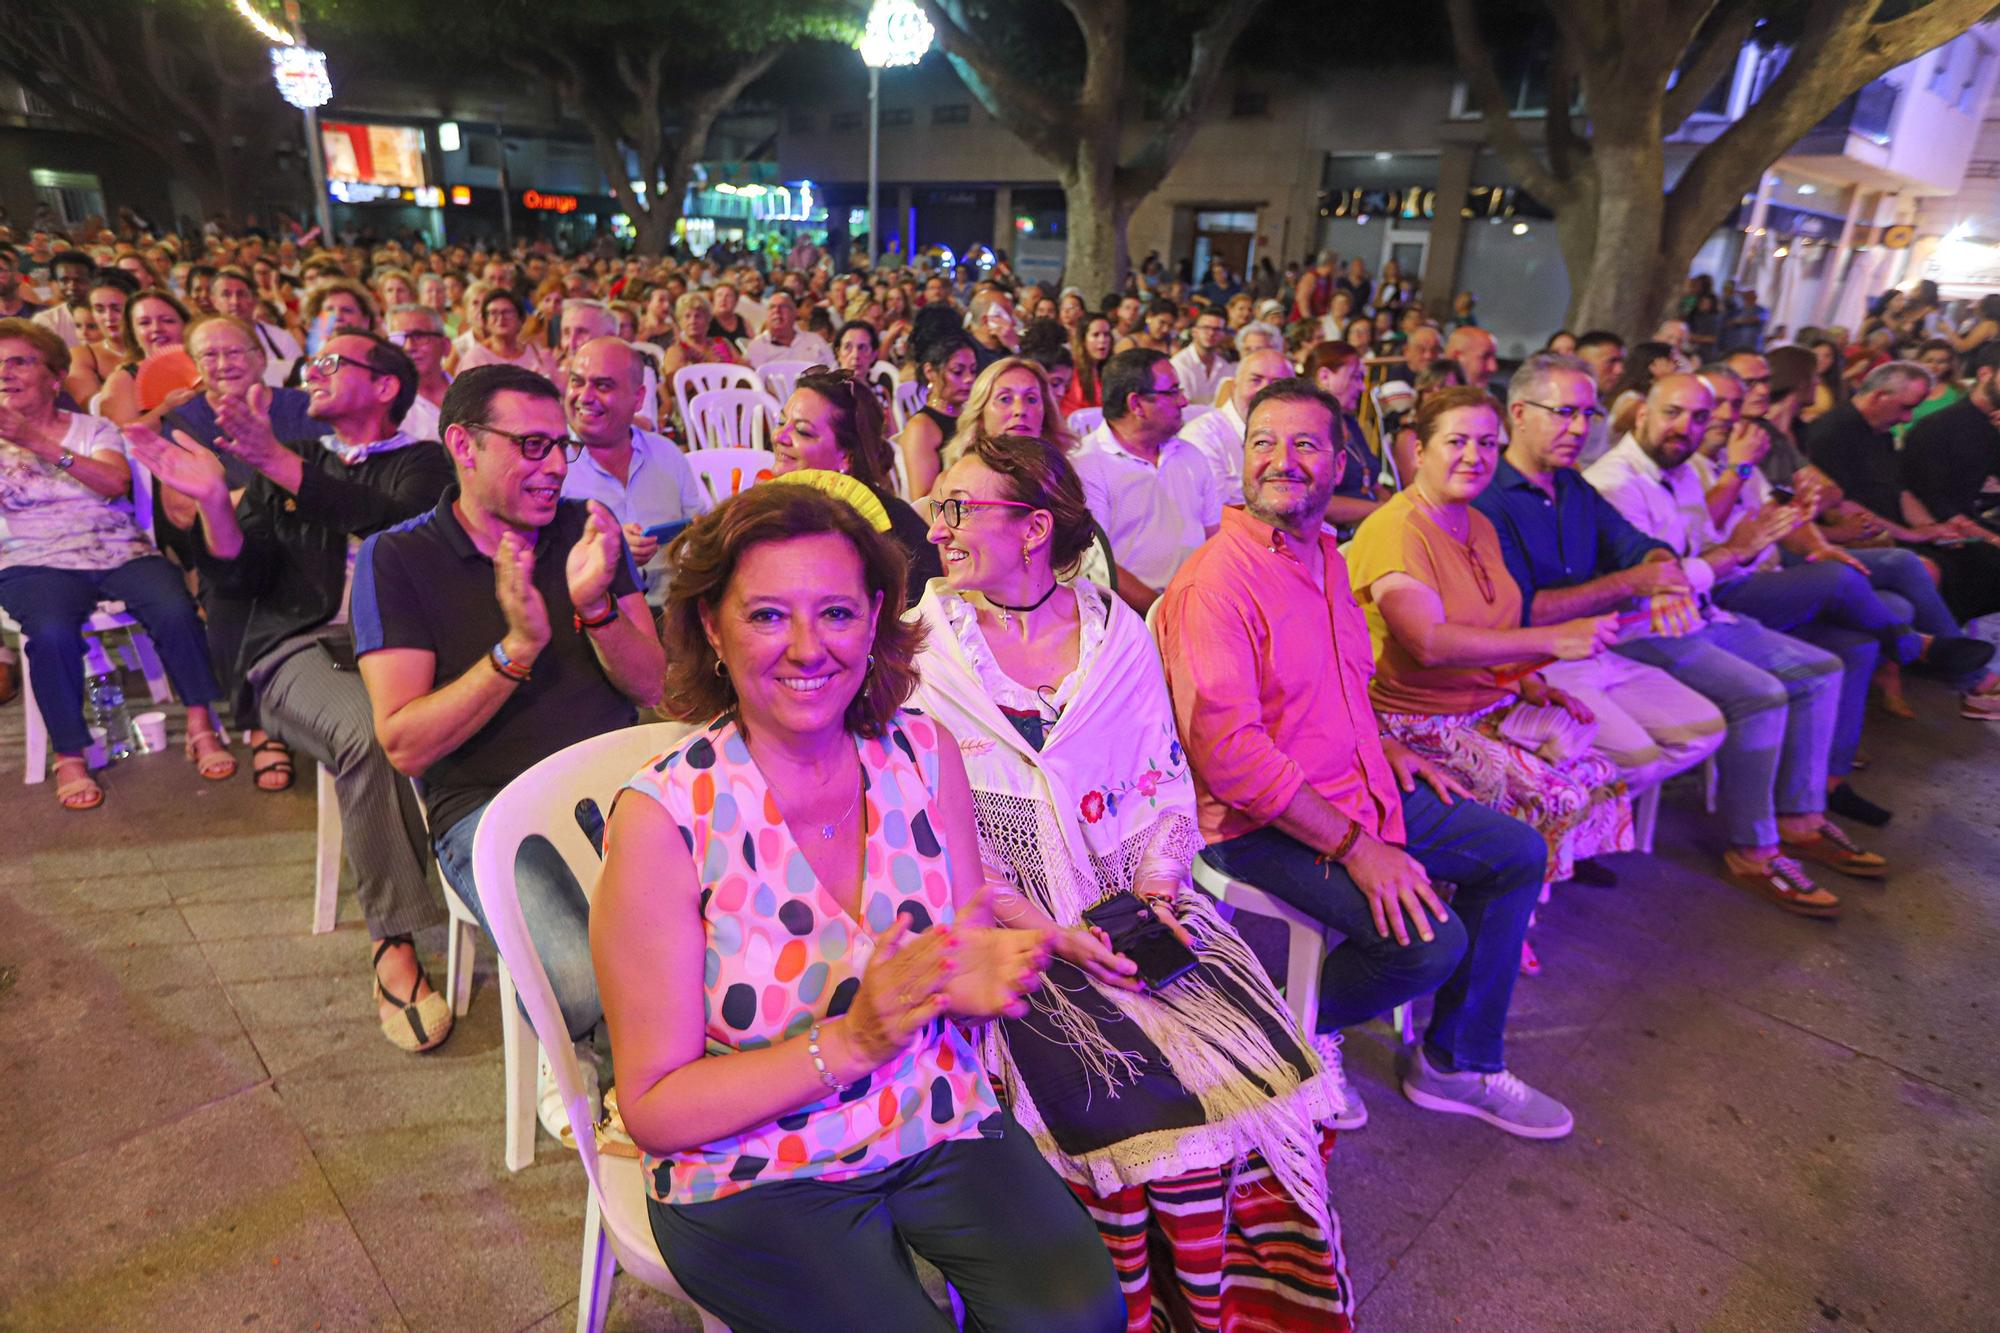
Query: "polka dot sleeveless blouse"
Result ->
[[623, 711, 1002, 1206]]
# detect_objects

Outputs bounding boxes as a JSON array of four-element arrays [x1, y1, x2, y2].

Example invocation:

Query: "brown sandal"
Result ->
[[372, 935, 453, 1053], [185, 729, 237, 781], [52, 757, 103, 811]]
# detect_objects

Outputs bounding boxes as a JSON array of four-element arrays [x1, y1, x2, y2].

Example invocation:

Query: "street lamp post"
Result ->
[[857, 0, 932, 269], [251, 0, 334, 242]]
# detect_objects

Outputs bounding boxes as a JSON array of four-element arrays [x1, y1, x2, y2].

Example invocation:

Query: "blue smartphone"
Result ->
[[641, 519, 692, 543]]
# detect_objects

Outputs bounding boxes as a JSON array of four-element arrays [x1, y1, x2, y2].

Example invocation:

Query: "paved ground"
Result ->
[[1, 676, 1995, 1333]]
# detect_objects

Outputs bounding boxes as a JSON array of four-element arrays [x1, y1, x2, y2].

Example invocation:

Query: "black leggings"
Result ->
[[647, 1114, 1123, 1333]]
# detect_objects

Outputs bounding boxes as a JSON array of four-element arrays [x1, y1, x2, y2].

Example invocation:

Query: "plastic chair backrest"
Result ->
[[685, 387, 777, 452], [1067, 407, 1104, 437], [685, 446, 777, 506], [672, 362, 757, 426], [868, 361, 899, 397], [468, 722, 695, 1208], [759, 360, 815, 407], [892, 379, 927, 432]]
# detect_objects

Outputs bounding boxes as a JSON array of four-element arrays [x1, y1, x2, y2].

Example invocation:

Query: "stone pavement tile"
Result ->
[[272, 1002, 605, 1333], [154, 858, 321, 906], [179, 892, 328, 942], [0, 898, 267, 1181], [151, 824, 321, 872], [22, 870, 178, 916], [24, 843, 161, 884], [0, 1086, 405, 1332], [1355, 1156, 1820, 1332], [519, 1286, 708, 1332], [1521, 983, 2000, 1328]]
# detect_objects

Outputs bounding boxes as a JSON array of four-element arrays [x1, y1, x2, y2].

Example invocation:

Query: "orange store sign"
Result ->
[[522, 190, 579, 214]]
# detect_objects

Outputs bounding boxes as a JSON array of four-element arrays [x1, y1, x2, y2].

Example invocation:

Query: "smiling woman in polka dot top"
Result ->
[[591, 482, 1126, 1332]]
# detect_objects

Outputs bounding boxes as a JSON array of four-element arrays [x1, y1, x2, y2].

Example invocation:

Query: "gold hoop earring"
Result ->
[[712, 659, 726, 678]]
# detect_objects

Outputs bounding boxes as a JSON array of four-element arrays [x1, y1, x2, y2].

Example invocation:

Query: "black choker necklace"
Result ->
[[986, 582, 1061, 626]]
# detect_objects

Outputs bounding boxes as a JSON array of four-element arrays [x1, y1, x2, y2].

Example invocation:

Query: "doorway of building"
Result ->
[[1381, 229, 1427, 286], [1192, 210, 1258, 282]]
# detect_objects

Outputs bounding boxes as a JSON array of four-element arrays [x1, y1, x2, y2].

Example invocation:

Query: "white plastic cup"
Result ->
[[133, 711, 169, 754], [85, 726, 109, 769]]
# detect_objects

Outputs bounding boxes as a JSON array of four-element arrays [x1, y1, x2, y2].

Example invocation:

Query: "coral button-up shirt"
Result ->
[[1154, 507, 1406, 847]]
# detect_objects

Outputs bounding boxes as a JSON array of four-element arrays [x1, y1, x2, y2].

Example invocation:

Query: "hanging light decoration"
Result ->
[[269, 45, 332, 109], [858, 0, 934, 69]]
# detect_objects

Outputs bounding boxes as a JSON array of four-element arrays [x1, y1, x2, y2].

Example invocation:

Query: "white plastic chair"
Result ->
[[892, 379, 927, 432], [868, 360, 899, 398], [1066, 407, 1104, 437], [1192, 855, 1414, 1046], [684, 447, 776, 507], [684, 388, 778, 453], [671, 363, 757, 428], [759, 360, 815, 407], [467, 722, 724, 1333]]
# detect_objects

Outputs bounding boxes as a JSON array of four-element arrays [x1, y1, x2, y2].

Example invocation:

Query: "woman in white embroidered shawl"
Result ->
[[911, 434, 1355, 1333]]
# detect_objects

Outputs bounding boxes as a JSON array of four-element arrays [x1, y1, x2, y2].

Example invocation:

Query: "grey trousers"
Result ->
[[257, 643, 442, 939]]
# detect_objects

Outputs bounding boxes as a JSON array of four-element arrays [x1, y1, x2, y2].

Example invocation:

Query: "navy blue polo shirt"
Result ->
[[1471, 459, 1666, 626], [350, 488, 642, 838]]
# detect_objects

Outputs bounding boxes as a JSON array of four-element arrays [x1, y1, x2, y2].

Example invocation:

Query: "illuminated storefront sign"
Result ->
[[321, 122, 427, 188], [522, 190, 579, 214]]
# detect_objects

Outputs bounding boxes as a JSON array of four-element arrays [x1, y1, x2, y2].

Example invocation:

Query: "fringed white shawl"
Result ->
[[911, 579, 1343, 1231]]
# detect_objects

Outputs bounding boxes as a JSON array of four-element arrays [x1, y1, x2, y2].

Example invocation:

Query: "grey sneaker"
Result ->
[[1400, 1047, 1574, 1140], [1313, 1032, 1368, 1130]]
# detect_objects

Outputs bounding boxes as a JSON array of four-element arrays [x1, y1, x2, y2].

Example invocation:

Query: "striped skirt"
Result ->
[[1066, 1128, 1353, 1333]]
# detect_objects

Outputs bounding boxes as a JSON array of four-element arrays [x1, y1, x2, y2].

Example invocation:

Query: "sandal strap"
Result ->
[[371, 935, 430, 1006]]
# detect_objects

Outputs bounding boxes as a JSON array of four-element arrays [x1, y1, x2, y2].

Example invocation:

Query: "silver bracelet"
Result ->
[[807, 1021, 847, 1093]]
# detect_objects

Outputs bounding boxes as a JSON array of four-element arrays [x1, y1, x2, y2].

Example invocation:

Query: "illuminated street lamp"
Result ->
[[857, 0, 932, 267], [234, 0, 334, 241]]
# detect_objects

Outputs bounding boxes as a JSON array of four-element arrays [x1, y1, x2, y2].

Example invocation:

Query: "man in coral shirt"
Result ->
[[1155, 378, 1570, 1140]]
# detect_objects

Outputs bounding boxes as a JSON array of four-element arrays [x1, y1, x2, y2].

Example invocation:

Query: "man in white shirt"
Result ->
[[734, 268, 768, 336], [560, 338, 709, 605], [743, 291, 833, 370], [30, 251, 95, 348], [210, 265, 302, 387], [1072, 348, 1221, 614], [1169, 306, 1233, 408], [1583, 374, 1884, 910], [385, 304, 453, 442], [1177, 346, 1291, 507]]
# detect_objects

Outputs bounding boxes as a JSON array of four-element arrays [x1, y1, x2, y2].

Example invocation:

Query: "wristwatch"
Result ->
[[1733, 462, 1755, 480], [54, 448, 75, 471]]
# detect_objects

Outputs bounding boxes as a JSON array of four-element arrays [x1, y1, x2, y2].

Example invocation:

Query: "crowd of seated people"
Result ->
[[7, 216, 2000, 1330]]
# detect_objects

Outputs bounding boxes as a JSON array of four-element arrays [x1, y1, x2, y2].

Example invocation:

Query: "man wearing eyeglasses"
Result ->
[[1170, 308, 1233, 408], [349, 363, 663, 1135], [1072, 347, 1221, 615], [134, 328, 460, 1053], [385, 304, 453, 442]]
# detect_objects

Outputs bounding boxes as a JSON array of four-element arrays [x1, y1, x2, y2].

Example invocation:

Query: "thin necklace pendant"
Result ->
[[820, 822, 837, 841]]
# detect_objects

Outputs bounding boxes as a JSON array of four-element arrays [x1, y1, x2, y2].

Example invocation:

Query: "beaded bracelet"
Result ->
[[807, 1021, 847, 1093]]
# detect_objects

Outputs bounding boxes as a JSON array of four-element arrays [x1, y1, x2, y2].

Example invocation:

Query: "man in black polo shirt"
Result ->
[[1807, 359, 2000, 622], [1903, 341, 2000, 531], [351, 364, 663, 1065]]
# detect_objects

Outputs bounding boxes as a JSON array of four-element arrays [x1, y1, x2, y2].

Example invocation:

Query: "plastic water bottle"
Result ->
[[85, 669, 133, 761]]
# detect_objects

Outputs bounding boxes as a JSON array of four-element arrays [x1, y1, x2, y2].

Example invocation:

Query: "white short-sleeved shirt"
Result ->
[[744, 330, 834, 371], [1582, 433, 1731, 619], [1176, 398, 1246, 507], [560, 426, 712, 604], [0, 413, 153, 572], [1169, 344, 1231, 410], [32, 304, 83, 349], [254, 322, 303, 387], [402, 391, 443, 444], [1072, 422, 1221, 592]]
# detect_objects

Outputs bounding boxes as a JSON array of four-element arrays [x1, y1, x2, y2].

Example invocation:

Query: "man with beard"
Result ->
[[135, 330, 457, 1053], [1157, 378, 1568, 1139], [1582, 375, 1879, 916]]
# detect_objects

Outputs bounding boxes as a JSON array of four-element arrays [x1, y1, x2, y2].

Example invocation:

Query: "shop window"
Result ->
[[831, 110, 863, 133], [881, 107, 913, 129]]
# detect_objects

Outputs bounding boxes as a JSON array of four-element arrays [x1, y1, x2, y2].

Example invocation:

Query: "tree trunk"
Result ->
[[631, 204, 673, 257], [1061, 135, 1130, 300], [1558, 132, 1669, 335]]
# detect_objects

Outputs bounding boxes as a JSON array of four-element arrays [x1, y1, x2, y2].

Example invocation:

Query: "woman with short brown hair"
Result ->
[[595, 482, 1123, 1332]]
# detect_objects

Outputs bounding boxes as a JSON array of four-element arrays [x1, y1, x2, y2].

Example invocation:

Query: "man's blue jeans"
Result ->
[[1614, 618, 1841, 847], [434, 797, 602, 1043], [1202, 784, 1546, 1075], [1714, 561, 1912, 779]]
